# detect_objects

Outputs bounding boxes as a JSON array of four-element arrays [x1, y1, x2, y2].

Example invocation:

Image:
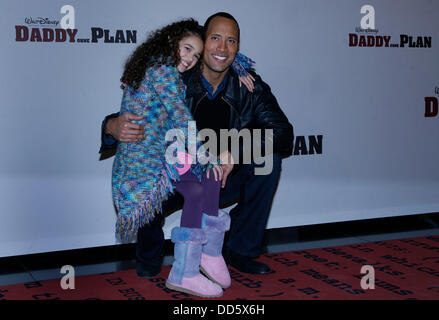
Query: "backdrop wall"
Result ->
[[1, 0, 438, 257]]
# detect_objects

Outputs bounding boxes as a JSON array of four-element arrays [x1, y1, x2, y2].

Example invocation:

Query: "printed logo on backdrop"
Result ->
[[15, 5, 136, 44], [349, 5, 432, 49], [424, 87, 439, 118], [293, 135, 323, 156]]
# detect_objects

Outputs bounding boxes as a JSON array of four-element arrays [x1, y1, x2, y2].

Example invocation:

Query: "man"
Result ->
[[100, 12, 294, 276]]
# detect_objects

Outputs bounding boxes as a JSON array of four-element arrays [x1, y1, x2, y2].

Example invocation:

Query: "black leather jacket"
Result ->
[[100, 68, 294, 159]]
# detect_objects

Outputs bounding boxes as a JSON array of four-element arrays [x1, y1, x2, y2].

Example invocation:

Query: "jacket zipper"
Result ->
[[192, 92, 208, 115], [192, 93, 241, 127], [222, 96, 241, 128]]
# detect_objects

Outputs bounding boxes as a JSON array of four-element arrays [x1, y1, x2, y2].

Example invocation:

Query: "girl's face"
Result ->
[[177, 35, 204, 73]]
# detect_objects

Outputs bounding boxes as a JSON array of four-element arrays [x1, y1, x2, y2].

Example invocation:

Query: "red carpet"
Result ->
[[1, 236, 439, 300]]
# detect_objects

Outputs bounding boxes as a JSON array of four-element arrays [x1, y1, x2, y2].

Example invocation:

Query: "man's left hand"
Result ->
[[219, 151, 235, 188]]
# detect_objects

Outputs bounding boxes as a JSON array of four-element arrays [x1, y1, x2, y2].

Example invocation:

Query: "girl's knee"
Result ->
[[181, 182, 204, 200]]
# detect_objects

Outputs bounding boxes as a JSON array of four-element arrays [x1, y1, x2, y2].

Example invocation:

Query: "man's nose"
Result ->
[[217, 39, 227, 51]]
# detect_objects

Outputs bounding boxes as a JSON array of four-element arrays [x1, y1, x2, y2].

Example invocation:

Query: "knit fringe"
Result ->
[[115, 164, 179, 243], [114, 159, 210, 243]]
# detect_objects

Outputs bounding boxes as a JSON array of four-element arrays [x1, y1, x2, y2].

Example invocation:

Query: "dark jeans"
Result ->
[[136, 154, 282, 268]]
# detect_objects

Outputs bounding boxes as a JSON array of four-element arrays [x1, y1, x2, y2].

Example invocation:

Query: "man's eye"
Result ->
[[211, 36, 218, 41]]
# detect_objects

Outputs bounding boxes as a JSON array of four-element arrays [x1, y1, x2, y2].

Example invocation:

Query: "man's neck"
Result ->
[[201, 66, 229, 94]]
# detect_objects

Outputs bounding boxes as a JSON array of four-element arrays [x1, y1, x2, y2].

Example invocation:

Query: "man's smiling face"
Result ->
[[202, 16, 239, 75]]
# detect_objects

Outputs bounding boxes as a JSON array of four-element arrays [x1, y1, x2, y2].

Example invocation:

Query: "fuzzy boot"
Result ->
[[200, 210, 231, 289], [166, 226, 223, 298]]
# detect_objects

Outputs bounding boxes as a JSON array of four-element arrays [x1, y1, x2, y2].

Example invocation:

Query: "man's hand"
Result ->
[[206, 165, 224, 182], [106, 112, 144, 142], [219, 151, 235, 188]]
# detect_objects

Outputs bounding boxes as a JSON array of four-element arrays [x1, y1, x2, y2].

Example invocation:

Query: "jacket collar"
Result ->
[[201, 72, 229, 100], [181, 68, 201, 97], [183, 67, 241, 110], [222, 68, 241, 110]]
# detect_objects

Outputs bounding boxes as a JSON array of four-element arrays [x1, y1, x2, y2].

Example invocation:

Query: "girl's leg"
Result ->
[[174, 170, 221, 227], [173, 171, 204, 228], [201, 171, 221, 217], [167, 170, 223, 298], [198, 172, 231, 289]]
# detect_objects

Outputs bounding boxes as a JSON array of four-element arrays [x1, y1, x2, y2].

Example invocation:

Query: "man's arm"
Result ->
[[99, 112, 144, 160]]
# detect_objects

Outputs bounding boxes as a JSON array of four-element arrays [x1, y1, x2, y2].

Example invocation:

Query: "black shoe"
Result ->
[[224, 248, 274, 275], [136, 262, 161, 278]]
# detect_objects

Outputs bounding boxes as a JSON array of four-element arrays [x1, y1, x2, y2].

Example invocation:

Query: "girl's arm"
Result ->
[[232, 52, 256, 92], [147, 64, 217, 167]]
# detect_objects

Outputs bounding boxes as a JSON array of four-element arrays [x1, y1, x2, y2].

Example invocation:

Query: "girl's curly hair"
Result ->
[[121, 18, 204, 90]]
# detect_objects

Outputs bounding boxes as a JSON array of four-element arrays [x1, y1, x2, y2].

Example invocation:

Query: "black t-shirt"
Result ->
[[193, 94, 231, 158]]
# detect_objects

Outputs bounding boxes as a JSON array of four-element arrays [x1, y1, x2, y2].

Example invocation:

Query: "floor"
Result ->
[[1, 213, 438, 287]]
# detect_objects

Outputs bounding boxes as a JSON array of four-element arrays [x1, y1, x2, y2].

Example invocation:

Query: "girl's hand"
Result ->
[[239, 74, 255, 93], [206, 165, 224, 182]]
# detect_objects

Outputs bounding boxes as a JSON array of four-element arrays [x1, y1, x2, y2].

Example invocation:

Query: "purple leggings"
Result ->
[[173, 170, 221, 228]]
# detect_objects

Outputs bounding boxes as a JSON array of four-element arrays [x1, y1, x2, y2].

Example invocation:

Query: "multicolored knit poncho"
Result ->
[[112, 54, 255, 243]]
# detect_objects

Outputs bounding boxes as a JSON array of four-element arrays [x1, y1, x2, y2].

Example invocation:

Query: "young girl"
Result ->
[[112, 19, 254, 298]]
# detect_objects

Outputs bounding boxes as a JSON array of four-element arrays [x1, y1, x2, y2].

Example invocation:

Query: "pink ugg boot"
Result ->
[[200, 210, 231, 289], [166, 227, 223, 298], [166, 273, 223, 298]]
